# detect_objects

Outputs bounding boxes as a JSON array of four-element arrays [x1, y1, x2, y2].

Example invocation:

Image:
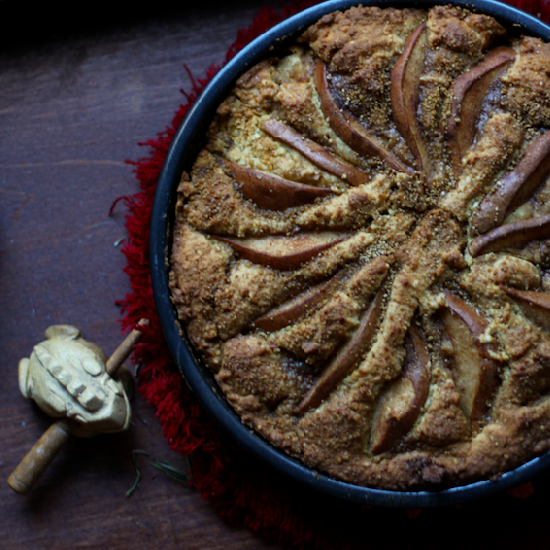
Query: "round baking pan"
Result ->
[[150, 0, 550, 507]]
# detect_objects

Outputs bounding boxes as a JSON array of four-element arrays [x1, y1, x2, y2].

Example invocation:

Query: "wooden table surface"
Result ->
[[5, 3, 550, 549], [0, 2, 289, 548]]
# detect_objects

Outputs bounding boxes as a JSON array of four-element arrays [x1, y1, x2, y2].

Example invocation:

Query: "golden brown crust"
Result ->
[[170, 5, 550, 490]]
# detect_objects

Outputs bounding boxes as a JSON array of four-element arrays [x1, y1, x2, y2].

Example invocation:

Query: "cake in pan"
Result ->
[[169, 4, 550, 490]]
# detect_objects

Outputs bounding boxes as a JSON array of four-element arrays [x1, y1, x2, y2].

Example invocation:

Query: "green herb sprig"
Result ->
[[126, 449, 191, 497]]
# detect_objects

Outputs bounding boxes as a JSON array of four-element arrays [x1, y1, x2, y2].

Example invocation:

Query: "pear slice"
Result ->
[[253, 272, 346, 331], [471, 130, 550, 235], [225, 159, 333, 210], [213, 232, 348, 271], [314, 60, 413, 174], [502, 286, 550, 331], [502, 286, 550, 309], [470, 212, 550, 258], [260, 119, 369, 186], [443, 290, 500, 359], [370, 325, 430, 454], [471, 357, 501, 434], [390, 22, 427, 172], [440, 306, 500, 434], [446, 47, 515, 179], [444, 290, 488, 344], [297, 285, 385, 413]]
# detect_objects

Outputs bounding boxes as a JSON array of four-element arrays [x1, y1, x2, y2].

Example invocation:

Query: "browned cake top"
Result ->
[[169, 5, 550, 490]]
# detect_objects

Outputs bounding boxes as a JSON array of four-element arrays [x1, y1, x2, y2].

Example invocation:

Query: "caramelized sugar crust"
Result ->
[[170, 5, 550, 490]]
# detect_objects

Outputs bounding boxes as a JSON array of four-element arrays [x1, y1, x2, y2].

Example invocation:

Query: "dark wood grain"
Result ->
[[0, 3, 287, 548]]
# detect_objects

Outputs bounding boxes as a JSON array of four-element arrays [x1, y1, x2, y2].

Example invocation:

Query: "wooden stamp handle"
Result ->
[[7, 319, 149, 494], [106, 318, 149, 376], [8, 419, 71, 494]]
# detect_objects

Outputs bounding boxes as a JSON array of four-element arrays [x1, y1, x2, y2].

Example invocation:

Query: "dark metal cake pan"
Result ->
[[150, 0, 550, 507]]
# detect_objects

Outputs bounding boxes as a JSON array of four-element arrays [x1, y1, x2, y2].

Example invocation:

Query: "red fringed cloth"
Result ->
[[117, 2, 550, 548]]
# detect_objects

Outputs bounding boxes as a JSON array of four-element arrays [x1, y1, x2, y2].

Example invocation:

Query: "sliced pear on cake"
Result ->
[[471, 130, 550, 235], [253, 272, 346, 331], [370, 325, 430, 454], [444, 291, 489, 345], [260, 119, 369, 186], [226, 159, 333, 210], [390, 22, 427, 172], [502, 286, 550, 331], [446, 47, 515, 178], [440, 303, 500, 434], [314, 60, 413, 174], [470, 212, 550, 257], [213, 232, 348, 271], [297, 285, 385, 413]]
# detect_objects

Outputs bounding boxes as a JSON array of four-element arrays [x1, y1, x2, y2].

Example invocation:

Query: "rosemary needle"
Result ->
[[150, 457, 191, 483], [126, 450, 150, 497], [126, 450, 191, 497]]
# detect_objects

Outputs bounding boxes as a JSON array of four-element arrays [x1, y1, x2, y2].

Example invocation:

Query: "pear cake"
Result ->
[[169, 4, 550, 490]]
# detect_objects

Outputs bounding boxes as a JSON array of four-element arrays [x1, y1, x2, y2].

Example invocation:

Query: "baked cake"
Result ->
[[169, 4, 550, 490]]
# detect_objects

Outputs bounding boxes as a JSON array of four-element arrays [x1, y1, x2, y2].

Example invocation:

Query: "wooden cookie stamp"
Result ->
[[7, 319, 148, 494]]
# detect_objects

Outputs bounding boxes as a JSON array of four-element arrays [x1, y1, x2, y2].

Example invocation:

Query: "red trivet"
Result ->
[[116, 2, 550, 548]]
